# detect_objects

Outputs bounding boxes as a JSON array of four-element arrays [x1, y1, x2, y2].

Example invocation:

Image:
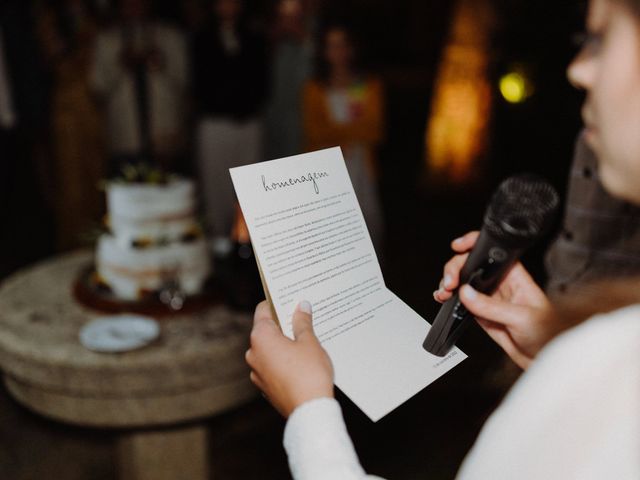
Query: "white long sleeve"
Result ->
[[457, 304, 640, 480], [284, 397, 384, 480], [284, 305, 640, 480]]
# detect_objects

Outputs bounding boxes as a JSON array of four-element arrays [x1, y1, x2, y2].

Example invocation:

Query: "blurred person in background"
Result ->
[[180, 0, 208, 36], [38, 0, 106, 251], [303, 23, 385, 249], [91, 0, 188, 173], [191, 0, 268, 239], [0, 1, 53, 275], [264, 0, 318, 160]]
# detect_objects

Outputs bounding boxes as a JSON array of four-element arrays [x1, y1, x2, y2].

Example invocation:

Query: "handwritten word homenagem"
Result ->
[[262, 172, 329, 195]]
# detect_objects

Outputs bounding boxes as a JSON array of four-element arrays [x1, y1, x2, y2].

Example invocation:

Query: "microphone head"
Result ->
[[484, 174, 560, 246]]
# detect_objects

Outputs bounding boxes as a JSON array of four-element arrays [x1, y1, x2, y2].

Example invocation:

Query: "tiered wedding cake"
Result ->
[[95, 176, 210, 301]]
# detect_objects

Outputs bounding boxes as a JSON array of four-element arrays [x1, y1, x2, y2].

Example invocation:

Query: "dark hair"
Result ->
[[314, 21, 364, 83], [618, 0, 640, 15], [51, 0, 102, 46], [204, 0, 251, 32]]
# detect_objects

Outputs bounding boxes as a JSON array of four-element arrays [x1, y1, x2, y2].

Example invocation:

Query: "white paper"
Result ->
[[230, 147, 466, 421]]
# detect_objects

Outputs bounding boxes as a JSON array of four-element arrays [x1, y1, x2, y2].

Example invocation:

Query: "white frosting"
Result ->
[[107, 179, 196, 244], [96, 235, 211, 300], [98, 178, 210, 300]]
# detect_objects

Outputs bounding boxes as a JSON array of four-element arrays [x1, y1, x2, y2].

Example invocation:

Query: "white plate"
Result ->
[[79, 315, 160, 353]]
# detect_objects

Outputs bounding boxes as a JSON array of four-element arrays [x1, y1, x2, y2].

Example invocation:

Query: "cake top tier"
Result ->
[[107, 178, 195, 222]]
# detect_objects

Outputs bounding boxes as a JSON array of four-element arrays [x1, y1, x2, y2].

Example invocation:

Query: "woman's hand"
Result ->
[[433, 231, 559, 369], [245, 301, 334, 417], [433, 231, 482, 303]]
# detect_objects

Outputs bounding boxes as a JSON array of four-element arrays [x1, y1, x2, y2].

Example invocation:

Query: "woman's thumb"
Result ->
[[459, 285, 517, 327], [292, 301, 316, 341]]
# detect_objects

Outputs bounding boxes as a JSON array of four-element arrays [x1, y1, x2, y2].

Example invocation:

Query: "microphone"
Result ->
[[423, 174, 560, 357]]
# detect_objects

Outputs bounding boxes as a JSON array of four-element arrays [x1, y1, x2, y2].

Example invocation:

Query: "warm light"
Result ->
[[499, 72, 531, 104], [425, 0, 494, 184]]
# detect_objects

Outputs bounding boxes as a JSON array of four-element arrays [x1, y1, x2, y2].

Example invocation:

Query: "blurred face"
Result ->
[[122, 0, 149, 20], [279, 0, 302, 18], [567, 0, 640, 203], [215, 0, 242, 22], [324, 29, 354, 71], [277, 0, 303, 30]]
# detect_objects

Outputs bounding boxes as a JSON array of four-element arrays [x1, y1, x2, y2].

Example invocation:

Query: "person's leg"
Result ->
[[344, 148, 384, 253], [196, 118, 238, 238], [236, 118, 265, 167]]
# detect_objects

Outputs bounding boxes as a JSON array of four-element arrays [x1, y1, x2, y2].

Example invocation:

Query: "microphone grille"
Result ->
[[484, 174, 560, 244]]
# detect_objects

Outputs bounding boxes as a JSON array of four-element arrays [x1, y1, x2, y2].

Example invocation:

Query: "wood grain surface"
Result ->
[[0, 251, 258, 428]]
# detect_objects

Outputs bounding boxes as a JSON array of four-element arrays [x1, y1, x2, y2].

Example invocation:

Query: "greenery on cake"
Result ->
[[105, 163, 176, 186], [78, 221, 109, 246]]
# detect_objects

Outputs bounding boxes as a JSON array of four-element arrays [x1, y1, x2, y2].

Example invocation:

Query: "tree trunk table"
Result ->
[[0, 251, 258, 480]]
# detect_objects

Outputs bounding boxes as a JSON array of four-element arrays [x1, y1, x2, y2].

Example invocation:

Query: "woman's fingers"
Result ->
[[504, 262, 549, 307], [459, 285, 521, 328], [476, 319, 531, 369], [292, 301, 316, 343], [451, 231, 480, 253], [443, 253, 468, 289], [253, 300, 278, 328], [249, 370, 266, 391], [434, 231, 480, 304], [434, 288, 453, 303], [435, 253, 469, 301], [250, 301, 283, 347], [254, 299, 271, 317]]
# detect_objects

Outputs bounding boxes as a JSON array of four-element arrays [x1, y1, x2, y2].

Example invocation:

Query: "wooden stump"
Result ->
[[0, 251, 259, 478]]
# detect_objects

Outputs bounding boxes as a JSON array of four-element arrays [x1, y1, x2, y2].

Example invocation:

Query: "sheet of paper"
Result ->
[[230, 147, 466, 421]]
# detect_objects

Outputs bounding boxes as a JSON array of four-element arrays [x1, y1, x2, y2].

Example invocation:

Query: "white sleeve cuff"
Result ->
[[283, 397, 370, 480]]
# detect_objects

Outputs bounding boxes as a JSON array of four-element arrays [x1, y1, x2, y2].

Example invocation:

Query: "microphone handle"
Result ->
[[423, 229, 527, 356]]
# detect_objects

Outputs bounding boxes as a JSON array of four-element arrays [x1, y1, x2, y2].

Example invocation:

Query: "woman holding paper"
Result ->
[[246, 0, 640, 478]]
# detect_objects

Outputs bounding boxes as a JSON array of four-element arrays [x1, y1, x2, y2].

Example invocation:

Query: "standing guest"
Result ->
[[264, 0, 318, 160], [192, 0, 269, 239], [38, 0, 106, 251], [303, 24, 384, 248], [246, 0, 640, 478], [91, 0, 188, 172]]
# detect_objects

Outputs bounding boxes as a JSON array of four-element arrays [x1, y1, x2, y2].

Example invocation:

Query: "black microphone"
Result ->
[[423, 174, 560, 357]]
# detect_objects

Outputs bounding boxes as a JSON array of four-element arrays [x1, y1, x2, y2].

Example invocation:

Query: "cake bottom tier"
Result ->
[[96, 235, 211, 301]]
